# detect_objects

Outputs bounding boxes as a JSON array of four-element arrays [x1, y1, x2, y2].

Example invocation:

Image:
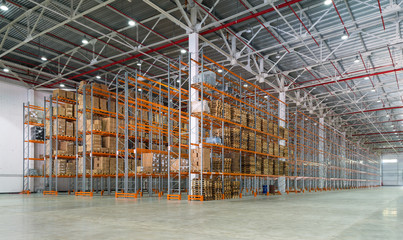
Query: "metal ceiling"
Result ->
[[0, 0, 402, 154]]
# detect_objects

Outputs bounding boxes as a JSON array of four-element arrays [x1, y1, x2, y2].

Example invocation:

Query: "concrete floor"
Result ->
[[0, 187, 402, 240]]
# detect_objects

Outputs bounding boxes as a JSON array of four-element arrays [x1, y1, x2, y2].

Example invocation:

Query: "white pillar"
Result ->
[[278, 91, 286, 193], [28, 89, 35, 191], [319, 117, 325, 189], [189, 32, 199, 148], [341, 132, 346, 188]]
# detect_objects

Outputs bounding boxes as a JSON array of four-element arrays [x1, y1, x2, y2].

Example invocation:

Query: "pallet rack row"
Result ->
[[22, 52, 380, 199]]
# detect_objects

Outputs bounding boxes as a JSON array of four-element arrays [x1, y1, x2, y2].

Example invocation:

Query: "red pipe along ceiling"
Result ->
[[49, 0, 302, 87], [352, 131, 403, 136], [364, 140, 403, 144], [330, 106, 403, 117], [291, 67, 403, 91]]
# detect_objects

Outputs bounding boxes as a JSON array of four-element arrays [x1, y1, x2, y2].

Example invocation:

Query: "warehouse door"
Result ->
[[382, 159, 402, 186]]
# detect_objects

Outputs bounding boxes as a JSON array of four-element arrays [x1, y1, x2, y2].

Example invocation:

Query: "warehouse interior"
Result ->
[[0, 0, 402, 239]]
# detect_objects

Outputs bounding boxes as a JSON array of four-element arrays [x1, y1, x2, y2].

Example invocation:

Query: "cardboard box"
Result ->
[[86, 135, 102, 149], [66, 91, 75, 100], [191, 148, 210, 171], [65, 104, 74, 117], [53, 105, 65, 116], [94, 157, 110, 174], [78, 157, 91, 174], [102, 117, 116, 132], [53, 89, 66, 98], [110, 158, 124, 174], [59, 141, 74, 155], [66, 160, 76, 175], [100, 98, 107, 111], [53, 118, 66, 135], [65, 121, 74, 136]]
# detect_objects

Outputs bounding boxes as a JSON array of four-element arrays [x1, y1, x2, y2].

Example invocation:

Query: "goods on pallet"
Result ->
[[101, 117, 116, 133], [171, 158, 189, 172], [94, 157, 110, 175], [59, 141, 74, 155], [142, 153, 169, 173], [30, 126, 44, 140], [110, 158, 124, 174], [85, 135, 102, 151], [262, 158, 269, 175], [194, 71, 217, 86], [78, 157, 91, 174], [247, 113, 254, 128], [25, 110, 42, 124], [57, 160, 67, 175], [192, 178, 213, 200], [256, 156, 262, 175], [262, 119, 268, 132], [86, 119, 102, 131], [191, 148, 211, 171], [66, 91, 75, 100], [52, 118, 66, 136], [247, 131, 254, 150], [65, 104, 74, 117], [99, 98, 107, 111], [212, 157, 232, 173], [209, 100, 222, 117], [53, 89, 66, 98], [191, 100, 210, 113], [193, 177, 240, 201], [256, 116, 262, 130], [232, 106, 241, 123], [66, 160, 76, 175], [65, 121, 74, 136], [242, 155, 256, 174]]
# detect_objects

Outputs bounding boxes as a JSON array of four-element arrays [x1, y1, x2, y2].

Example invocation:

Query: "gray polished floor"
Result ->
[[0, 187, 401, 240]]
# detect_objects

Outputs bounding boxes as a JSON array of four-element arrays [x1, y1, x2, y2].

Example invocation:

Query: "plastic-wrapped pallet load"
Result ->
[[191, 100, 210, 114], [195, 71, 217, 86]]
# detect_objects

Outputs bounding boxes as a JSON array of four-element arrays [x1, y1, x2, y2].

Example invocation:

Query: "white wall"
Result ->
[[0, 79, 28, 193], [382, 153, 403, 186]]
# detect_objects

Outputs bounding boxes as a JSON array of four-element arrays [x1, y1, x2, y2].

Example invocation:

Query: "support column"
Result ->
[[27, 89, 35, 192], [341, 132, 346, 188], [278, 91, 286, 193], [319, 117, 325, 189], [189, 32, 199, 148], [188, 11, 200, 194]]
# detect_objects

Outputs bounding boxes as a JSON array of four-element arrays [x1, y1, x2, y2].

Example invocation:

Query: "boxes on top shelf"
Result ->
[[194, 71, 217, 86], [53, 89, 66, 98]]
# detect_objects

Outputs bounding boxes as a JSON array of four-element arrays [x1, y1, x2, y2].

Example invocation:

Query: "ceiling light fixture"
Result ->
[[41, 56, 47, 61], [324, 0, 332, 5], [371, 89, 375, 92], [275, 52, 280, 59], [217, 69, 223, 73], [82, 35, 89, 45], [377, 100, 381, 102], [138, 88, 142, 92], [264, 96, 268, 98], [3, 68, 9, 72], [60, 83, 65, 87], [243, 84, 248, 87], [137, 61, 142, 66], [96, 75, 101, 79], [128, 20, 136, 26], [246, 25, 252, 33], [364, 76, 369, 80], [341, 31, 348, 40], [180, 49, 187, 54], [0, 0, 9, 11], [354, 56, 359, 63]]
